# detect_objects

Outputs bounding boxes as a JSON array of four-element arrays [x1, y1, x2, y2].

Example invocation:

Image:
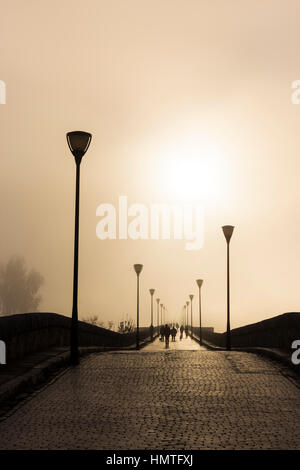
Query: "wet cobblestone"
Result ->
[[0, 339, 299, 449]]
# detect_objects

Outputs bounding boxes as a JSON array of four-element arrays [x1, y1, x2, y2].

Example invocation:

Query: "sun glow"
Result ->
[[158, 133, 229, 204]]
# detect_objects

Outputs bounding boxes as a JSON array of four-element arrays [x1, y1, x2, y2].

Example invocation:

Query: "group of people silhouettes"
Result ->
[[159, 323, 189, 348]]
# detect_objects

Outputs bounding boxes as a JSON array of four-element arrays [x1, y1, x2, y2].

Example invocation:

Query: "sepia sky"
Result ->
[[1, 0, 300, 331]]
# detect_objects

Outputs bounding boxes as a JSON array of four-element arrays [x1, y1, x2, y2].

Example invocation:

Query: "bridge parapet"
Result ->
[[0, 313, 152, 361], [193, 312, 300, 351]]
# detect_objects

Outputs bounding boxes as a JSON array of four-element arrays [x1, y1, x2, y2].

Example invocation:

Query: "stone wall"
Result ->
[[192, 312, 300, 351], [0, 313, 153, 361]]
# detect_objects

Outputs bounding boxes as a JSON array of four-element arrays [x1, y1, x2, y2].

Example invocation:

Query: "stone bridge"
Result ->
[[0, 325, 299, 450]]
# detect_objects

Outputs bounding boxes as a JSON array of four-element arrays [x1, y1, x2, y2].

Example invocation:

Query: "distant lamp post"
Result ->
[[196, 279, 204, 345], [149, 289, 155, 341], [160, 303, 163, 325], [186, 301, 190, 334], [66, 131, 92, 366], [134, 264, 143, 350], [222, 225, 234, 351], [156, 298, 160, 333], [189, 295, 194, 338], [184, 304, 187, 326]]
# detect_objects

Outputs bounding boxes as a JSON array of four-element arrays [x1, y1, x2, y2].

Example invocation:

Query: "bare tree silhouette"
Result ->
[[82, 315, 103, 326]]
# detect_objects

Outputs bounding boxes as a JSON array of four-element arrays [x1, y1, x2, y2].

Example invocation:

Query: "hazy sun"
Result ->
[[158, 132, 228, 204]]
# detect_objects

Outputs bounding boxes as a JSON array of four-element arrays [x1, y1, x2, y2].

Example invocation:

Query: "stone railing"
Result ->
[[0, 312, 154, 361], [191, 312, 300, 351]]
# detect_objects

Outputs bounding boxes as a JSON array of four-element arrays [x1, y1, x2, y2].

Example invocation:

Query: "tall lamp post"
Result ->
[[184, 304, 187, 326], [149, 289, 155, 341], [196, 279, 203, 345], [134, 264, 143, 350], [66, 131, 92, 366], [186, 301, 189, 335], [189, 295, 194, 339], [160, 303, 163, 325], [156, 298, 160, 334], [222, 225, 234, 351]]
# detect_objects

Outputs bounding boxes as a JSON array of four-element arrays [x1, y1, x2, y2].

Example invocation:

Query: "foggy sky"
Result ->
[[1, 0, 300, 331]]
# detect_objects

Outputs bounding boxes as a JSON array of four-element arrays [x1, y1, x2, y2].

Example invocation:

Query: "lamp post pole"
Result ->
[[189, 295, 194, 339], [134, 264, 143, 350], [186, 301, 189, 335], [149, 289, 155, 341], [196, 279, 203, 345], [222, 225, 234, 351], [66, 131, 92, 366], [156, 298, 160, 335], [160, 303, 163, 325]]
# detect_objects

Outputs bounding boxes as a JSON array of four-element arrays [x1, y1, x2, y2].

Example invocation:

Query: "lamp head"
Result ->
[[156, 298, 160, 303], [66, 131, 92, 163], [133, 264, 143, 275], [222, 225, 234, 243], [189, 294, 194, 301], [149, 289, 155, 295], [196, 279, 203, 288], [186, 301, 189, 306]]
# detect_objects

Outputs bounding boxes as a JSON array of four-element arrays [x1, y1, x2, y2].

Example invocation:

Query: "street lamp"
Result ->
[[156, 298, 160, 334], [184, 304, 187, 326], [189, 295, 194, 338], [66, 131, 92, 366], [196, 279, 203, 345], [160, 303, 163, 325], [134, 264, 143, 350], [222, 225, 234, 351], [149, 289, 155, 341], [186, 301, 189, 334]]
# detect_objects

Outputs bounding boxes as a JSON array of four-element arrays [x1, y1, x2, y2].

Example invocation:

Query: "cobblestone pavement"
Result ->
[[0, 337, 299, 450], [144, 335, 203, 351]]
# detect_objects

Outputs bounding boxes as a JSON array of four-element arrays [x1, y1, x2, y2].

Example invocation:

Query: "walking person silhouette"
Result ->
[[164, 324, 171, 348], [171, 325, 177, 341], [180, 324, 184, 340]]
